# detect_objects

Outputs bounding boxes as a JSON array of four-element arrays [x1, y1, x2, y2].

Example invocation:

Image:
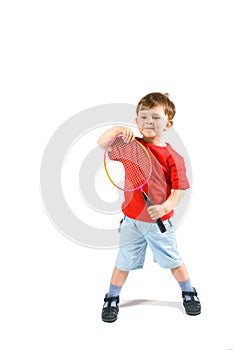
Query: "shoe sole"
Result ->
[[102, 316, 118, 323]]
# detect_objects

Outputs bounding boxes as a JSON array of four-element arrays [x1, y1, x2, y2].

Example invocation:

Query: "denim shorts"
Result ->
[[115, 216, 183, 270]]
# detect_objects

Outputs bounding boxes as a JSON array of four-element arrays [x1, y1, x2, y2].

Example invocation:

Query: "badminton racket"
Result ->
[[104, 135, 166, 233]]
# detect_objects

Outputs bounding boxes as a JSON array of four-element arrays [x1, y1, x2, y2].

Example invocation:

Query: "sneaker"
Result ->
[[101, 294, 119, 323], [182, 288, 201, 316]]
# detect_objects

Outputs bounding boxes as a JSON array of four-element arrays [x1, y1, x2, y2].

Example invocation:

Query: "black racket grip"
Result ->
[[141, 191, 166, 233], [156, 218, 166, 233]]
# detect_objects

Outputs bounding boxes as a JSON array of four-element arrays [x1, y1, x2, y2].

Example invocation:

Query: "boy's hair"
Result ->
[[136, 92, 176, 120]]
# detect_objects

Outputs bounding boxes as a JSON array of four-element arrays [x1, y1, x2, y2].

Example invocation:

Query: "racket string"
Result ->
[[106, 137, 152, 191]]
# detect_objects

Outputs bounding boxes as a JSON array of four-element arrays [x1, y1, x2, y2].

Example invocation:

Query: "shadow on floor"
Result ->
[[120, 299, 185, 314]]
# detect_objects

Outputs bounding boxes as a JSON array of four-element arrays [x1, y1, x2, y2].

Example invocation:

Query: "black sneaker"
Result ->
[[182, 288, 201, 316], [101, 294, 120, 323]]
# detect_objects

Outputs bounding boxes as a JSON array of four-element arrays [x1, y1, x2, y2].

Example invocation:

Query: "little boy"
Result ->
[[97, 92, 201, 322]]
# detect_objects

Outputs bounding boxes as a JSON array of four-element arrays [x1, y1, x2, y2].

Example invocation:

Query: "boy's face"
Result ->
[[135, 105, 173, 141]]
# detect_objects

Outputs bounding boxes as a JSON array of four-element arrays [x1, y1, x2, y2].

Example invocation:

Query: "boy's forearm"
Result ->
[[163, 190, 186, 214], [97, 126, 135, 148], [97, 126, 122, 149]]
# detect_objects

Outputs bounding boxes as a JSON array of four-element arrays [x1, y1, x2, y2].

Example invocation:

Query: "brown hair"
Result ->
[[136, 92, 176, 120]]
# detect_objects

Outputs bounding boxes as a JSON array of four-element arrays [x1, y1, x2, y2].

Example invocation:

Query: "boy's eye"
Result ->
[[140, 114, 161, 120]]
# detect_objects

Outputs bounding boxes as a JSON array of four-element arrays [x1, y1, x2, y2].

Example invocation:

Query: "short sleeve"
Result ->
[[168, 151, 190, 189]]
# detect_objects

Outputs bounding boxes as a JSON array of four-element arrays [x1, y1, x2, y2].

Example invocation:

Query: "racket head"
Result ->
[[104, 135, 152, 192]]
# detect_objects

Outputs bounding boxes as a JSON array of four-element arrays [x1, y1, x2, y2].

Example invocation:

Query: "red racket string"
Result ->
[[104, 136, 152, 192]]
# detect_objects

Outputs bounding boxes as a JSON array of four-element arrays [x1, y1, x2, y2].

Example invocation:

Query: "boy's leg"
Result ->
[[110, 266, 129, 287], [170, 262, 189, 282], [101, 267, 129, 323], [171, 263, 201, 316]]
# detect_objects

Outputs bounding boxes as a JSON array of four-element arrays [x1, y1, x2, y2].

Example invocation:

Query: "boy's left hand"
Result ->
[[147, 204, 165, 221]]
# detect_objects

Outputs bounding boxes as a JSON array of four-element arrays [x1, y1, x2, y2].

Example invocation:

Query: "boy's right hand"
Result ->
[[120, 127, 135, 143]]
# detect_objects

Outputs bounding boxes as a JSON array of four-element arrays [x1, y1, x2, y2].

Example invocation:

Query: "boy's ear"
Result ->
[[167, 120, 173, 128], [163, 120, 173, 131]]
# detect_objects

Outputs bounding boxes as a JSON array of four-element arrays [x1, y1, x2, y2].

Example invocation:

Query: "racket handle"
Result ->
[[156, 218, 166, 233], [141, 191, 153, 206], [141, 191, 166, 233]]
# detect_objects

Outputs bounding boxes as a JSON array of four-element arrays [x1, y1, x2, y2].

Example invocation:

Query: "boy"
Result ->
[[97, 92, 201, 322]]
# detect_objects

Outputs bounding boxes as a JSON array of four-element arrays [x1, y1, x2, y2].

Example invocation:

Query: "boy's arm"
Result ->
[[147, 189, 186, 220], [97, 126, 135, 149], [163, 189, 186, 214]]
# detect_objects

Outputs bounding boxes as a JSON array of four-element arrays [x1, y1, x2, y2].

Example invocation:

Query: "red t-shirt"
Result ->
[[120, 138, 190, 222]]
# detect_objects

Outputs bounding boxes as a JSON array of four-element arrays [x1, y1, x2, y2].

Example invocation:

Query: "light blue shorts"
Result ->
[[115, 216, 183, 270]]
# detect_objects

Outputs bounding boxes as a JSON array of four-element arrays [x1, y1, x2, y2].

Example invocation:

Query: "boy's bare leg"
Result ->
[[170, 263, 189, 282], [110, 266, 129, 286]]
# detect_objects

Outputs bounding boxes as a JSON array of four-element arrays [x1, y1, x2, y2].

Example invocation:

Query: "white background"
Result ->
[[1, 1, 233, 349]]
